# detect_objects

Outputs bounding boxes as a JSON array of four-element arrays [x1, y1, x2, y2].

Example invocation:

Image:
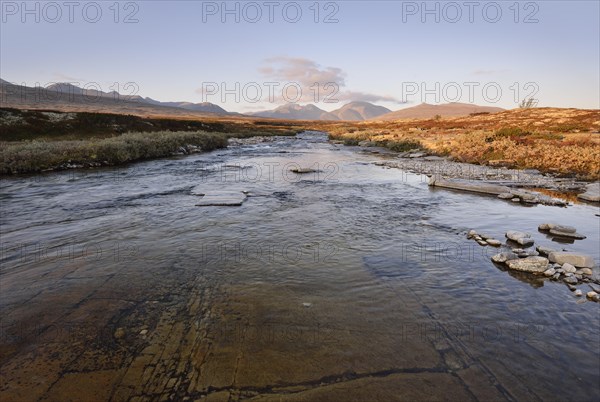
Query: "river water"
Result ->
[[1, 131, 599, 401]]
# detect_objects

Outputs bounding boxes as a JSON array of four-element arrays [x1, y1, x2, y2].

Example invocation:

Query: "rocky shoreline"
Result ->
[[364, 146, 599, 206], [467, 225, 599, 302]]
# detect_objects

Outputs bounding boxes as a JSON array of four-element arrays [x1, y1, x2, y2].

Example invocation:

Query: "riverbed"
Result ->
[[1, 131, 599, 401]]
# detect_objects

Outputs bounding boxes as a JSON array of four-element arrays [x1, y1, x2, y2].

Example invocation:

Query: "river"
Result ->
[[1, 131, 599, 401]]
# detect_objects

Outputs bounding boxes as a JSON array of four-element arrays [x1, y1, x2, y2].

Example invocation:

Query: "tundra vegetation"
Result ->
[[324, 107, 600, 179]]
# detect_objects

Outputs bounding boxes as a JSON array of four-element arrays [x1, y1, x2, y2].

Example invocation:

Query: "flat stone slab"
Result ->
[[577, 182, 600, 202], [548, 252, 595, 268], [192, 189, 247, 206], [428, 176, 511, 196], [505, 256, 549, 273]]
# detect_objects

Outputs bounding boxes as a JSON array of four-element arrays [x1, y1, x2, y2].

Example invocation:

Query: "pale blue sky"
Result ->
[[1, 1, 599, 112]]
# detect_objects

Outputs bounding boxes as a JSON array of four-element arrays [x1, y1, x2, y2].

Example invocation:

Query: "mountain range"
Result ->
[[1, 79, 505, 121]]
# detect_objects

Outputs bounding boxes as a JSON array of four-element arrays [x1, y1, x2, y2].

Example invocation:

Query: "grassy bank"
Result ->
[[0, 108, 305, 175], [0, 131, 231, 174], [325, 108, 600, 180]]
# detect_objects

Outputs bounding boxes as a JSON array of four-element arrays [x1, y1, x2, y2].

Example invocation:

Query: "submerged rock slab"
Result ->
[[577, 182, 600, 202], [194, 190, 247, 206], [428, 176, 511, 196]]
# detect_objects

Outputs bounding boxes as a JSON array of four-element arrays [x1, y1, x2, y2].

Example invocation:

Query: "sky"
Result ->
[[1, 0, 599, 113]]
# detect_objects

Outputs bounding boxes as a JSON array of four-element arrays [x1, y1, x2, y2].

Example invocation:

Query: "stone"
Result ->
[[562, 263, 577, 273], [505, 231, 534, 247], [486, 239, 502, 247], [567, 284, 577, 291], [467, 230, 478, 239], [114, 328, 125, 339], [543, 268, 556, 277], [552, 273, 560, 280], [428, 176, 512, 196], [140, 329, 148, 336], [552, 225, 577, 233], [581, 268, 593, 275], [549, 229, 586, 240], [548, 252, 595, 268], [302, 302, 312, 308], [477, 240, 488, 246], [498, 193, 514, 199], [194, 190, 248, 206], [574, 289, 583, 297], [577, 182, 600, 202], [505, 256, 549, 273], [564, 276, 578, 285], [290, 167, 318, 174], [511, 198, 521, 202], [491, 252, 519, 264], [586, 291, 598, 300], [536, 246, 555, 256]]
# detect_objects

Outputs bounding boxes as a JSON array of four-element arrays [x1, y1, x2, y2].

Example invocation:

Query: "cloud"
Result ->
[[260, 56, 347, 88], [259, 57, 404, 104], [194, 57, 406, 105], [336, 91, 406, 104]]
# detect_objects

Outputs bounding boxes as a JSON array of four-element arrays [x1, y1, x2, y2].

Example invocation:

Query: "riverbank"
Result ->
[[324, 107, 600, 180], [0, 108, 303, 175]]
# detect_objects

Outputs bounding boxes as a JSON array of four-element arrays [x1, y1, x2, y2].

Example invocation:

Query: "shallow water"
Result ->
[[1, 132, 599, 401]]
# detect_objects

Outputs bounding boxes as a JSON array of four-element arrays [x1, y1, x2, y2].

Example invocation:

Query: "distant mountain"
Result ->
[[330, 101, 391, 121], [0, 79, 237, 118], [143, 98, 229, 115], [251, 104, 339, 120], [1, 79, 234, 117], [376, 102, 505, 120]]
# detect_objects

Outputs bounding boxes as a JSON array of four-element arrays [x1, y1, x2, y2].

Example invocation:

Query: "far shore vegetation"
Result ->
[[1, 107, 599, 179]]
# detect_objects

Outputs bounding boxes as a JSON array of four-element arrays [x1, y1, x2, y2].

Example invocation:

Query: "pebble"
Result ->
[[574, 289, 583, 297], [486, 239, 502, 247], [543, 268, 556, 277], [467, 230, 477, 239], [511, 198, 521, 202], [536, 246, 556, 256], [562, 263, 577, 273], [567, 284, 577, 291], [491, 252, 518, 263], [114, 328, 126, 339], [581, 268, 593, 275], [302, 302, 313, 308], [140, 329, 148, 336], [586, 291, 598, 301], [477, 240, 488, 246], [564, 276, 578, 285]]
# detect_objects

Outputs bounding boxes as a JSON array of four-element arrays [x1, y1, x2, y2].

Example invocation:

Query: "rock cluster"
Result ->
[[428, 176, 567, 207], [171, 144, 202, 156], [472, 224, 600, 302], [467, 230, 502, 247], [498, 190, 567, 207]]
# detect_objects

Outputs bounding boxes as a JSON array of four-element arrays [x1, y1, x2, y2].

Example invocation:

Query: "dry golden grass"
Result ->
[[321, 108, 600, 179]]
